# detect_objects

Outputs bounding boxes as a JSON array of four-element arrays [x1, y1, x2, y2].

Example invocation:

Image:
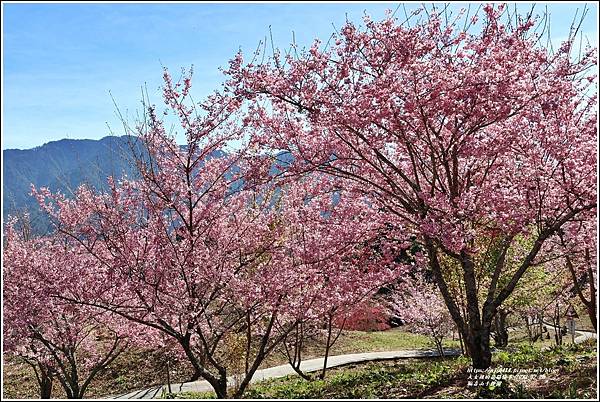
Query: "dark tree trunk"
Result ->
[[492, 309, 509, 348], [166, 359, 172, 394], [552, 303, 563, 346], [462, 327, 492, 369], [425, 240, 494, 369], [522, 314, 534, 343], [434, 339, 445, 357], [587, 304, 597, 332], [189, 369, 201, 382], [462, 251, 493, 369], [319, 314, 334, 380], [538, 313, 545, 340], [39, 372, 53, 399], [563, 243, 597, 332], [282, 323, 313, 381], [586, 248, 597, 332], [29, 361, 54, 399], [214, 377, 228, 399], [178, 335, 228, 398], [289, 362, 313, 381]]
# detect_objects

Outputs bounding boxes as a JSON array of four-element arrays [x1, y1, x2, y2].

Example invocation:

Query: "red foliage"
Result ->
[[334, 301, 391, 332]]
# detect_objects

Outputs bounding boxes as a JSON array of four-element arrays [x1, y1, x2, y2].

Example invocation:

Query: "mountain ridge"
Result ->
[[2, 135, 293, 233], [3, 135, 140, 231]]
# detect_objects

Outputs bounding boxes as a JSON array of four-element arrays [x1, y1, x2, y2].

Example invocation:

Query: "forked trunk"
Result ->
[[463, 327, 492, 369], [40, 374, 53, 399]]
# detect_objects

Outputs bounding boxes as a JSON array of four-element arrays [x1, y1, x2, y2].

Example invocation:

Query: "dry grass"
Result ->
[[6, 327, 587, 399], [2, 328, 448, 399]]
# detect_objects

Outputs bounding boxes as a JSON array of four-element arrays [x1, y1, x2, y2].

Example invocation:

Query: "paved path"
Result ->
[[113, 325, 597, 399], [541, 322, 597, 349], [113, 348, 461, 399]]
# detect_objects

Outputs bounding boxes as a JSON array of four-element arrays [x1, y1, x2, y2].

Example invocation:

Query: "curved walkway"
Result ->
[[113, 348, 461, 399], [113, 325, 597, 399], [541, 322, 597, 348]]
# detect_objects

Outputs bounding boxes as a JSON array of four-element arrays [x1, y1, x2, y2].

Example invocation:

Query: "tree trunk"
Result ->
[[586, 248, 597, 332], [282, 322, 313, 381], [189, 369, 201, 382], [289, 362, 313, 381], [434, 339, 445, 357], [178, 336, 228, 398], [522, 315, 534, 343], [463, 327, 492, 369], [492, 309, 509, 348], [553, 303, 563, 346], [565, 246, 597, 332], [425, 240, 493, 369], [319, 315, 334, 380], [587, 303, 597, 332], [39, 372, 53, 399], [166, 359, 172, 395], [66, 381, 82, 399], [214, 378, 228, 399]]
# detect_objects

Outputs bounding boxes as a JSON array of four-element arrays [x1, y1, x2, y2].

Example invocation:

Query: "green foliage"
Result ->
[[494, 341, 596, 370], [242, 357, 468, 399], [489, 341, 597, 399], [494, 344, 550, 368]]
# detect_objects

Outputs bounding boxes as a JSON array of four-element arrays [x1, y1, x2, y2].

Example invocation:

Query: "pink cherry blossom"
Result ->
[[226, 4, 597, 369]]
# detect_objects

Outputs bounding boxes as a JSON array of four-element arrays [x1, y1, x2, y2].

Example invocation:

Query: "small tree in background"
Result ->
[[273, 176, 404, 381], [391, 277, 455, 356], [3, 221, 129, 399]]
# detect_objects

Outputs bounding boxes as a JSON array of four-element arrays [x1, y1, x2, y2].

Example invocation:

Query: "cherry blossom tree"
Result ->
[[31, 69, 401, 397], [279, 258, 399, 381], [270, 176, 405, 380], [226, 4, 597, 368], [557, 218, 597, 331], [391, 277, 455, 356], [3, 220, 129, 399]]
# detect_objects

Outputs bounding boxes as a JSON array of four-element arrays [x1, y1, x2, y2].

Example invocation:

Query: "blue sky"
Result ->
[[2, 2, 598, 150]]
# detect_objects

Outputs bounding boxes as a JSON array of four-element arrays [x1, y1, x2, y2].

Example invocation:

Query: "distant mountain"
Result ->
[[2, 136, 294, 234], [3, 136, 140, 232]]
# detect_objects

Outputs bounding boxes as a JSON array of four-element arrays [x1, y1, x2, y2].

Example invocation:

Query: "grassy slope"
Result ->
[[2, 347, 196, 399], [2, 328, 449, 399], [177, 340, 597, 399], [330, 327, 461, 355], [3, 328, 594, 399]]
